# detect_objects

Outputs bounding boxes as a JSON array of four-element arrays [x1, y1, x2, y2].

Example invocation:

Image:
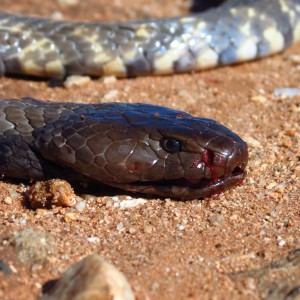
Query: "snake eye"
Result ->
[[161, 138, 181, 153]]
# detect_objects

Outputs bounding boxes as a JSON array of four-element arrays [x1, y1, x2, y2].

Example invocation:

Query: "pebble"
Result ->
[[273, 88, 300, 98], [41, 254, 135, 300], [286, 54, 300, 64], [101, 76, 117, 84], [3, 196, 12, 205], [64, 75, 92, 89], [0, 260, 12, 275], [266, 182, 277, 189], [9, 190, 21, 199], [119, 198, 147, 209], [290, 103, 300, 112], [277, 236, 286, 247], [177, 224, 185, 231], [244, 137, 261, 148], [64, 212, 78, 222], [275, 183, 286, 193], [117, 222, 125, 232], [74, 200, 86, 212], [278, 240, 286, 247], [250, 94, 268, 104], [51, 11, 64, 20], [56, 0, 79, 6], [14, 228, 57, 265], [101, 90, 119, 102], [143, 225, 153, 234], [208, 214, 224, 226], [27, 179, 77, 208], [87, 237, 100, 243]]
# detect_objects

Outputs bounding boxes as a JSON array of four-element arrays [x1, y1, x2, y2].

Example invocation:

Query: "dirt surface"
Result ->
[[0, 1, 299, 299]]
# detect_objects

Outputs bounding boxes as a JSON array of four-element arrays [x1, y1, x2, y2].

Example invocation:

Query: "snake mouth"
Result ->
[[104, 166, 246, 200]]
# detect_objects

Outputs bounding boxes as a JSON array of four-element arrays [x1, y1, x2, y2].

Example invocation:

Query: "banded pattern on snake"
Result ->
[[0, 0, 298, 199], [0, 0, 299, 78]]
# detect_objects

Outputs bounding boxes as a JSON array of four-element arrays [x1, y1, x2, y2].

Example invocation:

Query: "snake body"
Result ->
[[0, 0, 298, 198], [0, 0, 299, 78], [0, 98, 247, 199]]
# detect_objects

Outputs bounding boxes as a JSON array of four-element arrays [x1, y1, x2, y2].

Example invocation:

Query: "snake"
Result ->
[[0, 0, 299, 199]]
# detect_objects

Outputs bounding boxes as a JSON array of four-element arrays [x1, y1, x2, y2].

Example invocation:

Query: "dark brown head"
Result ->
[[33, 102, 248, 199]]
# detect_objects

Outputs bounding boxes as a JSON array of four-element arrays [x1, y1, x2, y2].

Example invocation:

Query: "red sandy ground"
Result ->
[[0, 1, 299, 299]]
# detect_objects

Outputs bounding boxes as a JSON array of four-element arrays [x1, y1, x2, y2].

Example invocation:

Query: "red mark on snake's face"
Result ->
[[132, 161, 142, 173], [202, 150, 214, 167], [211, 178, 221, 184]]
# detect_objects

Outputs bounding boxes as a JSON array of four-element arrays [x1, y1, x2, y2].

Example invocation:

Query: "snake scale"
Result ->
[[0, 0, 299, 199]]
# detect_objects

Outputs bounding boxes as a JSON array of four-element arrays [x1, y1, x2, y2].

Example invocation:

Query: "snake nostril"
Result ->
[[232, 166, 244, 175]]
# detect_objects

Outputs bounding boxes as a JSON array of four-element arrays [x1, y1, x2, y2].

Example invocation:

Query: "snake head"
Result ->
[[33, 103, 248, 200], [105, 104, 248, 199]]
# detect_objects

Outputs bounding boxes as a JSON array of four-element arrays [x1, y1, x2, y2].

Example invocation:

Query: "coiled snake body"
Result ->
[[0, 0, 299, 199]]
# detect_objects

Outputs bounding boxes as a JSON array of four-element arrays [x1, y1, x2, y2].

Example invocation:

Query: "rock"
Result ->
[[42, 254, 135, 300], [63, 75, 92, 88], [27, 179, 77, 208], [0, 260, 12, 274], [231, 249, 300, 300], [14, 228, 57, 265]]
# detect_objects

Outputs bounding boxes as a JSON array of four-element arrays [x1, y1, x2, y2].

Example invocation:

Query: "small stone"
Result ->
[[14, 228, 57, 265], [101, 76, 117, 84], [285, 128, 297, 137], [245, 278, 256, 290], [266, 182, 277, 190], [74, 200, 86, 212], [41, 255, 135, 300], [51, 11, 63, 20], [27, 180, 76, 208], [282, 139, 293, 148], [0, 260, 12, 275], [64, 212, 78, 222], [278, 240, 286, 247], [286, 54, 300, 64], [9, 190, 21, 199], [57, 0, 79, 6], [3, 196, 12, 205], [87, 237, 100, 243], [119, 198, 147, 209], [209, 214, 224, 226], [117, 222, 125, 232], [64, 75, 92, 88], [143, 225, 153, 234], [151, 281, 160, 291], [229, 214, 238, 221], [128, 227, 136, 234], [270, 210, 277, 218], [275, 183, 286, 193], [105, 199, 114, 208], [177, 224, 185, 231], [244, 137, 261, 148], [273, 88, 300, 98], [290, 103, 300, 112], [35, 209, 53, 216], [250, 94, 268, 104], [101, 90, 119, 102]]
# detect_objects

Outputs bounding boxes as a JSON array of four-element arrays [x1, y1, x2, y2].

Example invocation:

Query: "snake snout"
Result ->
[[225, 139, 249, 177]]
